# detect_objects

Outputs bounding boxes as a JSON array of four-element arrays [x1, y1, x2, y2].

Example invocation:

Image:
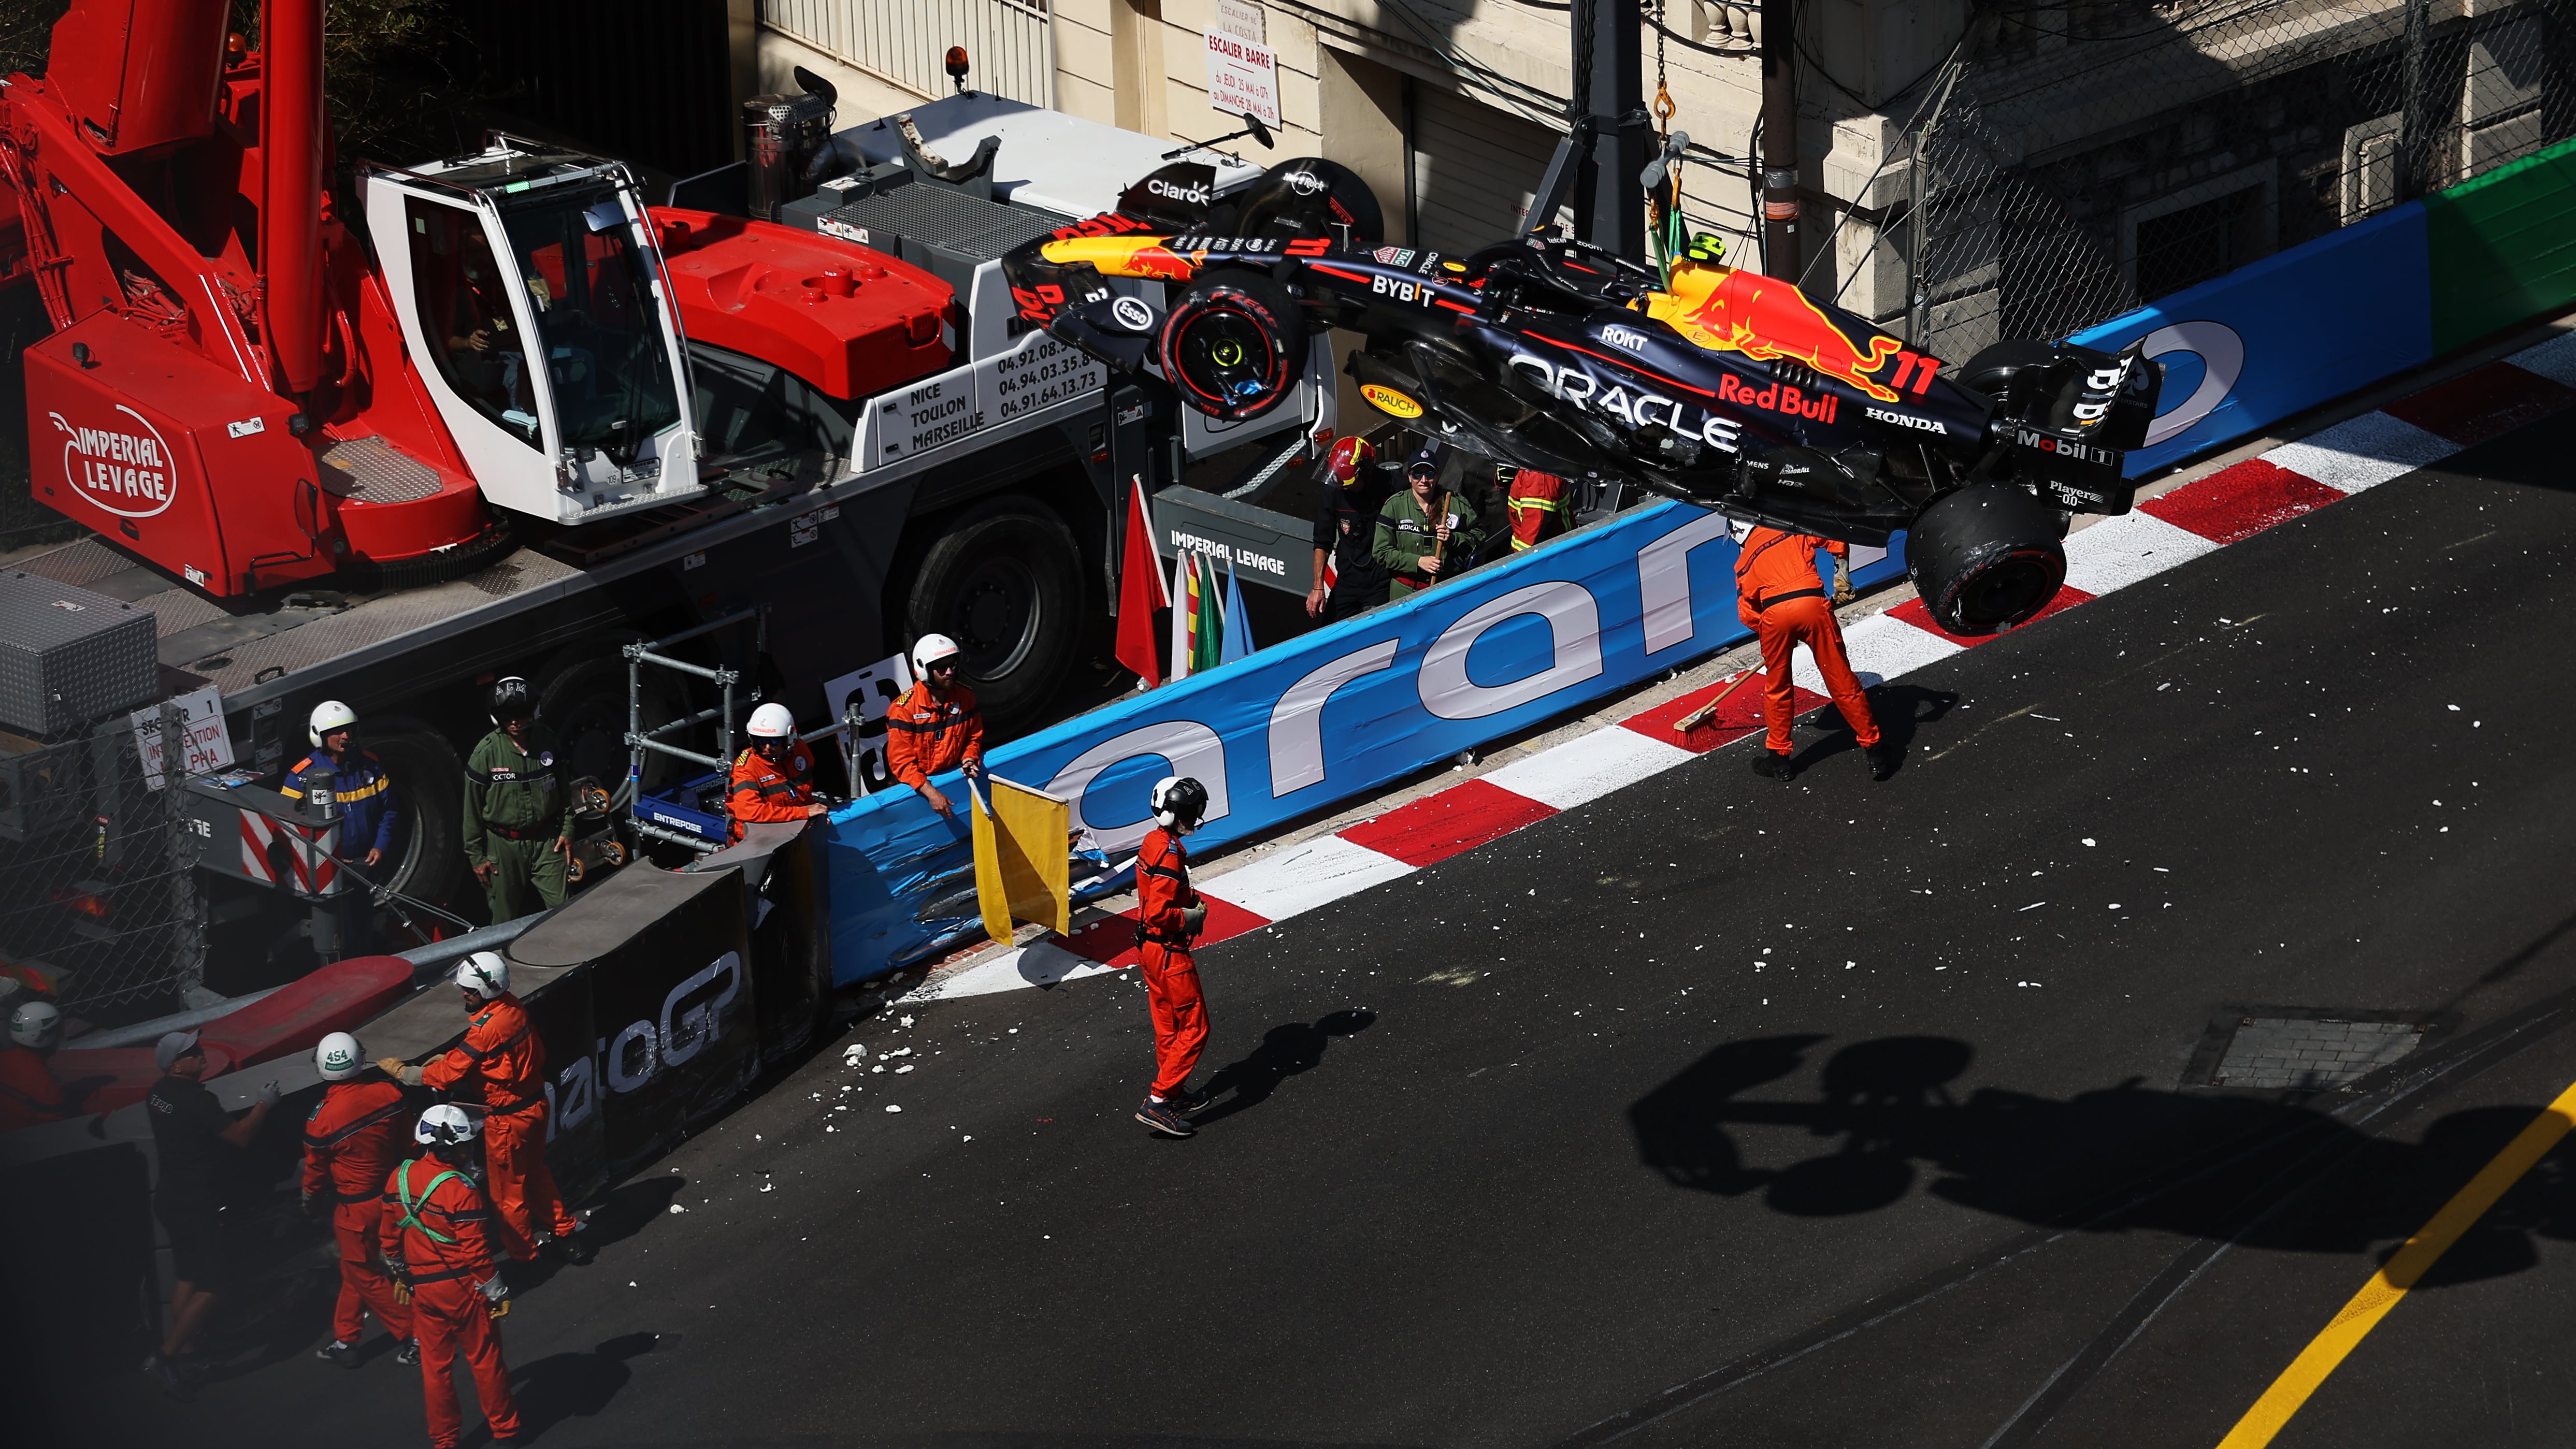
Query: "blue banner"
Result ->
[[822, 504, 1909, 982], [2070, 202, 2431, 476]]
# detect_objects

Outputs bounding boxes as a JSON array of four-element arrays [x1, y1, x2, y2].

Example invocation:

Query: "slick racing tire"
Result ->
[[1906, 483, 2067, 636], [1159, 270, 1307, 423], [901, 497, 1082, 732], [363, 717, 466, 907]]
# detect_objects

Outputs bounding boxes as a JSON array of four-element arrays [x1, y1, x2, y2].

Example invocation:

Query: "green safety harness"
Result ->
[[394, 1160, 466, 1245]]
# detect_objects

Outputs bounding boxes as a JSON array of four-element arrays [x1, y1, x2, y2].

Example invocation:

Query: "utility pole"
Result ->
[[2398, 0, 2430, 200], [1570, 0, 1647, 261], [1760, 0, 1801, 277]]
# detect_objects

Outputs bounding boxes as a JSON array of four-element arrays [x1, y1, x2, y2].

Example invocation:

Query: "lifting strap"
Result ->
[[395, 1161, 467, 1245]]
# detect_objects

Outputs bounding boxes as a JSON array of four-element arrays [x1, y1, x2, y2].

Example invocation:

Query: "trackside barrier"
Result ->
[[2075, 135, 2576, 477], [821, 503, 1909, 980]]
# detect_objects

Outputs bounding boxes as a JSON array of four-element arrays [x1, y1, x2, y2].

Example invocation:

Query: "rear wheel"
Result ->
[[536, 632, 695, 808], [902, 499, 1082, 732], [366, 717, 465, 907], [1159, 270, 1307, 423], [1906, 484, 2067, 635]]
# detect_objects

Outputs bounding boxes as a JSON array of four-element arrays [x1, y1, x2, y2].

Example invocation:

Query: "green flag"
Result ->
[[1190, 553, 1225, 673]]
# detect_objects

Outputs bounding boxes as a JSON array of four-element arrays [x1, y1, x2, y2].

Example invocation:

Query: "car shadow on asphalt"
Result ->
[[1628, 1033, 2576, 1286], [1192, 1009, 1378, 1125], [503, 1330, 663, 1441], [1791, 684, 1958, 778]]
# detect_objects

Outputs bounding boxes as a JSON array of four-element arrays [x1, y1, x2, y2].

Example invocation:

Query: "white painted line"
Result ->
[[2507, 331, 2576, 387], [2263, 411, 2459, 494], [1480, 728, 1697, 810], [2060, 510, 2222, 597], [1840, 611, 1967, 688], [905, 940, 1122, 1002], [1204, 835, 1416, 922]]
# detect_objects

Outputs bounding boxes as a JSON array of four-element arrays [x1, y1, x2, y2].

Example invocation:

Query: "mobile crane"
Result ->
[[0, 0, 1329, 977]]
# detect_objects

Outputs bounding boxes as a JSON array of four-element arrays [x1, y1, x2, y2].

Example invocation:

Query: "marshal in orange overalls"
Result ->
[[885, 679, 985, 790], [726, 740, 816, 843], [420, 993, 578, 1259], [1735, 526, 1880, 756], [303, 1074, 414, 1346], [380, 1157, 520, 1448], [1134, 825, 1208, 1098]]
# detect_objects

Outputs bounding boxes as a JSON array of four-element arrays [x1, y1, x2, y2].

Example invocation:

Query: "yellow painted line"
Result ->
[[2214, 1076, 2576, 1448]]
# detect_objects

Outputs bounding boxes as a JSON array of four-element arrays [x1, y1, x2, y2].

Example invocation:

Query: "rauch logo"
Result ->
[[53, 406, 178, 518]]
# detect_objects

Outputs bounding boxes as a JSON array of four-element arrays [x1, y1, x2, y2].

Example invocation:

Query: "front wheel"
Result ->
[[1159, 270, 1307, 423], [1906, 484, 2067, 635]]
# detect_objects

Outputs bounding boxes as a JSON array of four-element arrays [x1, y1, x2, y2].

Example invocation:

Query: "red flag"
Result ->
[[1115, 475, 1169, 687]]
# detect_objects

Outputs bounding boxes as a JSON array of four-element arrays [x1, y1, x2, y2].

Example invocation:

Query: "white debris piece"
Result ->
[[669, 1204, 687, 1214], [760, 1182, 774, 1193], [896, 1065, 915, 1074], [900, 1016, 915, 1027], [886, 1104, 903, 1113], [2082, 838, 2097, 847], [884, 1047, 914, 1059]]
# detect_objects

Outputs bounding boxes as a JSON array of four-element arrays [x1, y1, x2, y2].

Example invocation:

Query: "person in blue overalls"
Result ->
[[283, 700, 401, 957]]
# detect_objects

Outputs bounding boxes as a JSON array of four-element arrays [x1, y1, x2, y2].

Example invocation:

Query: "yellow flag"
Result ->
[[970, 774, 1072, 944]]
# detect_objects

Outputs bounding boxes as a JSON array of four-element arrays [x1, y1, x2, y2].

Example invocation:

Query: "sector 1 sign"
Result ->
[[52, 404, 179, 518]]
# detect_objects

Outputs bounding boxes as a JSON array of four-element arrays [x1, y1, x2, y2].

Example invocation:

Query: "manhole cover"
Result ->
[[2181, 1007, 2448, 1091]]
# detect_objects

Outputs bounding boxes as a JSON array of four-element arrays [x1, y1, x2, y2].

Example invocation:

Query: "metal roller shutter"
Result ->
[[1409, 84, 1565, 255]]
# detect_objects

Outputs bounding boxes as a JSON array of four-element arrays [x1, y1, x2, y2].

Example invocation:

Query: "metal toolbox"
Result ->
[[0, 570, 158, 736]]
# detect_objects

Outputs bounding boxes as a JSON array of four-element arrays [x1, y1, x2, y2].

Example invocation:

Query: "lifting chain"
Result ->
[[1651, 2, 1687, 283]]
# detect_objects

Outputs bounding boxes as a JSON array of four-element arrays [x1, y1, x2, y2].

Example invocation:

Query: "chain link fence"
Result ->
[[1, 713, 203, 1020], [1898, 0, 2575, 360]]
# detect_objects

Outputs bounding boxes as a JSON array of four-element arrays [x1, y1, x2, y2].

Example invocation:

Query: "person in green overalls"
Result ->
[[462, 676, 572, 923]]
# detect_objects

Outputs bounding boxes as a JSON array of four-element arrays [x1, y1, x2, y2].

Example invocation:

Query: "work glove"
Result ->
[[1180, 902, 1207, 939], [256, 1080, 282, 1107], [479, 1272, 511, 1305], [1832, 557, 1854, 605], [386, 1258, 412, 1303], [375, 1056, 406, 1078]]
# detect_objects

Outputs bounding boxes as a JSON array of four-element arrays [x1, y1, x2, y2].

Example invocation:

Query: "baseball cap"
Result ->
[[155, 1028, 204, 1072], [1406, 444, 1443, 476]]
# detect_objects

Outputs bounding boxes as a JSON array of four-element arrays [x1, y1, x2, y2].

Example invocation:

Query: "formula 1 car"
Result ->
[[1001, 158, 2163, 636]]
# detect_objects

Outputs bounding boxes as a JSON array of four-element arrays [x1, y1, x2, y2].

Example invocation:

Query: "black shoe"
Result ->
[[1750, 749, 1796, 782], [549, 1231, 596, 1266], [1167, 1086, 1218, 1116], [1134, 1098, 1196, 1137], [1867, 743, 1902, 781], [316, 1339, 362, 1369], [395, 1338, 420, 1368], [142, 1353, 192, 1400]]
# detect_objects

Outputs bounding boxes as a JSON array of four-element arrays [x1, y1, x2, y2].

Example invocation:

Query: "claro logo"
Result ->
[[1147, 177, 1211, 206], [53, 407, 178, 518]]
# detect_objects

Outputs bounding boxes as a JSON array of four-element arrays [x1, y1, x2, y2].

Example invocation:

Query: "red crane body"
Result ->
[[3, 0, 956, 598]]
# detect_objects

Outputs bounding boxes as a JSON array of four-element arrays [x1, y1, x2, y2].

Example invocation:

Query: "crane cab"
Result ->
[[359, 139, 704, 523]]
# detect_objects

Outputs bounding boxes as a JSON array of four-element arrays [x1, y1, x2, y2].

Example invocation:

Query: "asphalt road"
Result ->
[[71, 410, 2576, 1448]]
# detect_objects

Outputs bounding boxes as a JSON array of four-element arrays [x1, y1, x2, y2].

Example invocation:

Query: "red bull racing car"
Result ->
[[1002, 158, 2161, 635]]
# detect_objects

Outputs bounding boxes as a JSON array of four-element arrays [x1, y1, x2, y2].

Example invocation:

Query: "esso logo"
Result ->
[[1110, 296, 1156, 332], [53, 406, 178, 518]]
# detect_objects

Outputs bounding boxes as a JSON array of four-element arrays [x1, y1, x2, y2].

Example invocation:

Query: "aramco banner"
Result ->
[[821, 502, 1907, 980]]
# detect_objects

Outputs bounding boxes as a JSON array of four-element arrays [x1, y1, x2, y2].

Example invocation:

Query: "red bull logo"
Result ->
[[1654, 265, 1906, 402], [1716, 374, 1838, 424]]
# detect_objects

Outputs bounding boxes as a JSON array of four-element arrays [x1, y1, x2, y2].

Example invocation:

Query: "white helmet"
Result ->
[[414, 1103, 481, 1146], [314, 1030, 364, 1080], [8, 1000, 62, 1051], [747, 702, 797, 740], [1150, 775, 1210, 833], [308, 699, 358, 747], [455, 951, 509, 1000], [912, 633, 961, 673]]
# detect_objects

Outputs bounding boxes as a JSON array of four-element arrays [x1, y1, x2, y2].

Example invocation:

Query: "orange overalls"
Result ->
[[1506, 469, 1570, 551], [726, 741, 816, 843], [303, 1076, 414, 1345], [886, 682, 985, 791], [0, 1046, 72, 1132], [1134, 826, 1208, 1097], [380, 1157, 520, 1448], [1735, 526, 1880, 756], [420, 993, 577, 1259]]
